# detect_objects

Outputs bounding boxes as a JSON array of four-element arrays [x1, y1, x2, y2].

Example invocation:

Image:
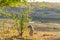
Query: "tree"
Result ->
[[0, 0, 31, 38], [0, 0, 27, 7]]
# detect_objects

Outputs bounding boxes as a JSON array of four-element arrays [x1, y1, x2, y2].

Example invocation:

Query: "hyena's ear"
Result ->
[[27, 25, 31, 28]]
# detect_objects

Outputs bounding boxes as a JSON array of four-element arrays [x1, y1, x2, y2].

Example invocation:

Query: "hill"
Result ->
[[0, 2, 60, 23]]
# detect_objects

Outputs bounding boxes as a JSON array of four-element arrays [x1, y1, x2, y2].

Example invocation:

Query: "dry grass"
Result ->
[[32, 31, 60, 40], [0, 23, 60, 40], [27, 23, 60, 40], [0, 29, 19, 38]]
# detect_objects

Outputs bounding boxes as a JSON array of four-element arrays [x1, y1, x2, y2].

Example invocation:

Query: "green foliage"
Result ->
[[4, 28, 9, 34], [0, 10, 12, 18], [39, 2, 46, 8], [0, 0, 32, 37], [0, 0, 27, 7], [12, 26, 17, 30]]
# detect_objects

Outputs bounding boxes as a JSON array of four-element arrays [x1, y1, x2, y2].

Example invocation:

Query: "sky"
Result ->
[[28, 0, 60, 2]]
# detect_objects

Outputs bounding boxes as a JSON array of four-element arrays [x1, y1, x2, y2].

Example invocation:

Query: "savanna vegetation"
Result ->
[[0, 0, 60, 40], [0, 0, 33, 40]]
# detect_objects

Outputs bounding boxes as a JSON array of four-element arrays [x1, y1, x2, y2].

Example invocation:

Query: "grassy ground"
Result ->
[[0, 29, 60, 40], [0, 22, 60, 40], [28, 23, 60, 40]]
